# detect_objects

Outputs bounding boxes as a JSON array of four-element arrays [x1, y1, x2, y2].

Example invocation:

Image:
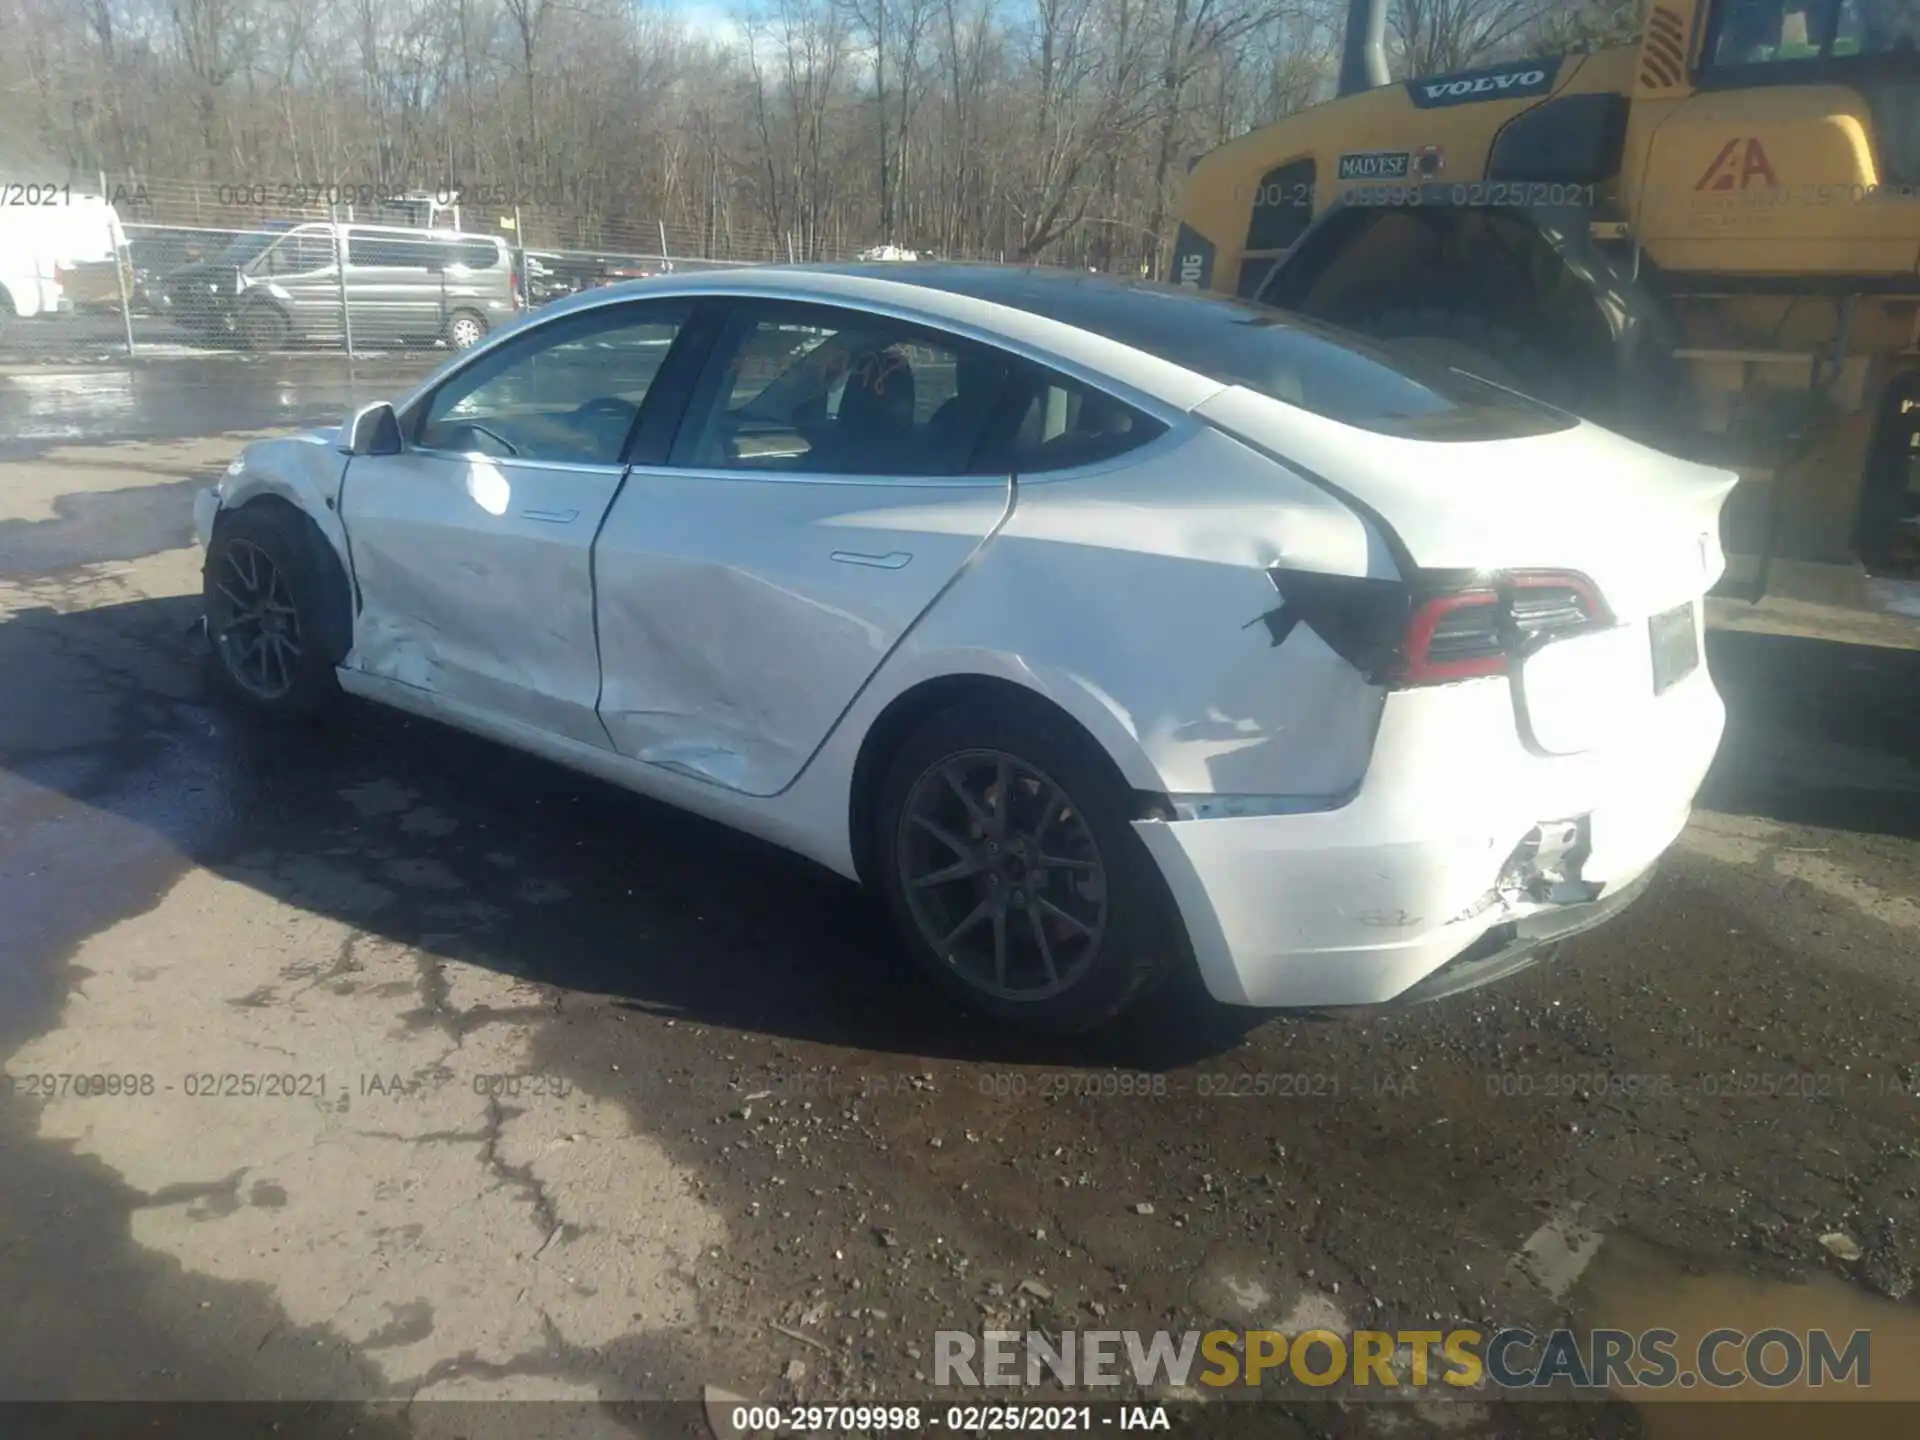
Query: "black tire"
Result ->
[[237, 298, 290, 351], [203, 504, 341, 721], [874, 698, 1187, 1034], [446, 308, 488, 351]]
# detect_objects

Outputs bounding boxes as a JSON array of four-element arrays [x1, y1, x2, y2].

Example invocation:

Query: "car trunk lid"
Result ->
[[1199, 386, 1738, 754], [1199, 385, 1736, 620]]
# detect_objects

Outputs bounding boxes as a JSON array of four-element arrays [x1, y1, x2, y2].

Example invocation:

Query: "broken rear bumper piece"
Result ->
[[1378, 864, 1655, 1009]]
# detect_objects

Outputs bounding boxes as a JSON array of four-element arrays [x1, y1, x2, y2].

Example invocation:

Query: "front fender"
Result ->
[[240, 277, 295, 306], [211, 433, 353, 570], [202, 434, 358, 662]]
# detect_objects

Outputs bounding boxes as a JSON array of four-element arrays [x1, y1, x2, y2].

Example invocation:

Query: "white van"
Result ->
[[0, 190, 126, 318]]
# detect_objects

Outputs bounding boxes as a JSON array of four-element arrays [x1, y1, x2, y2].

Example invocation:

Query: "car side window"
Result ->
[[993, 369, 1168, 474], [262, 230, 333, 276], [670, 303, 1012, 477], [348, 233, 440, 270], [444, 239, 500, 270], [414, 302, 690, 466]]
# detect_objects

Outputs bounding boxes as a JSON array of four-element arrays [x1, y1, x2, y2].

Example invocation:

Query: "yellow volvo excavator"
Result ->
[[1173, 0, 1920, 601]]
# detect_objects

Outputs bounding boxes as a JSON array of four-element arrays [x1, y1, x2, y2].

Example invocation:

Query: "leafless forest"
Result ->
[[3, 0, 1639, 266]]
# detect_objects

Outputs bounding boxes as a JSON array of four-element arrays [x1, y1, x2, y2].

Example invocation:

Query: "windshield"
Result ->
[[218, 230, 285, 266]]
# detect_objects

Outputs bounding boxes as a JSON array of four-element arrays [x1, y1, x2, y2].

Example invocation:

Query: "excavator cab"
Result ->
[[1172, 0, 1920, 595]]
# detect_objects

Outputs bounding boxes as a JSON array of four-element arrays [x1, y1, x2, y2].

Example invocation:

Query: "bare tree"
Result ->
[[167, 0, 255, 174], [1389, 0, 1557, 76], [0, 0, 1413, 270]]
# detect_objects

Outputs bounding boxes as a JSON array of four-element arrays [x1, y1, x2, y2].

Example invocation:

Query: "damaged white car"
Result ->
[[194, 265, 1734, 1032]]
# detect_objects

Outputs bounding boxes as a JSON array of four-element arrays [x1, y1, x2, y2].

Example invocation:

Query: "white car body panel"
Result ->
[[594, 465, 1013, 794], [893, 424, 1392, 799], [338, 450, 620, 749], [1138, 604, 1723, 1007], [1198, 386, 1738, 619], [196, 266, 1735, 1012], [194, 432, 352, 567]]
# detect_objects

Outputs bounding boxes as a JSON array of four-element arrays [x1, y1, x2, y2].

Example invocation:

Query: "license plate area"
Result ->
[[1649, 602, 1699, 694]]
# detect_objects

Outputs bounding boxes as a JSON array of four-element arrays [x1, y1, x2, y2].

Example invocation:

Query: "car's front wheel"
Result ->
[[237, 298, 290, 351], [875, 699, 1185, 1033], [203, 506, 340, 720]]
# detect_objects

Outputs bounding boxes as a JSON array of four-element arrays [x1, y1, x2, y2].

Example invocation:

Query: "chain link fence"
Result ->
[[4, 176, 1061, 363], [3, 226, 755, 364]]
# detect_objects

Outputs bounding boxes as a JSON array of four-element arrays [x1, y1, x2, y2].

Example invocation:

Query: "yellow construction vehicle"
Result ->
[[1173, 0, 1920, 602]]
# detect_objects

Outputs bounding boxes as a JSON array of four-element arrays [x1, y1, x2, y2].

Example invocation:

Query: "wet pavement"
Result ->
[[2, 356, 1918, 1437]]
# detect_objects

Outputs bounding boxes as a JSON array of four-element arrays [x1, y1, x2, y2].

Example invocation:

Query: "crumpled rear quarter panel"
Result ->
[[907, 425, 1395, 800]]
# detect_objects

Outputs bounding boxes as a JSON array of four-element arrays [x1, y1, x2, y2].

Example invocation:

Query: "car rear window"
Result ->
[[897, 269, 1574, 442]]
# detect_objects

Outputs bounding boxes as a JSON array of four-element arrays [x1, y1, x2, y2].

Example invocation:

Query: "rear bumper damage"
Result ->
[[1379, 863, 1656, 1008], [1132, 656, 1724, 1009]]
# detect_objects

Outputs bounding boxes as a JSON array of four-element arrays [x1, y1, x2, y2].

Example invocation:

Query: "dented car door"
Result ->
[[338, 301, 691, 747], [592, 301, 1015, 795]]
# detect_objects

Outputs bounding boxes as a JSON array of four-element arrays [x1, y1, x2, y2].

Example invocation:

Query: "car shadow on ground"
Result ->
[[7, 597, 1917, 1074], [0, 593, 1269, 1073]]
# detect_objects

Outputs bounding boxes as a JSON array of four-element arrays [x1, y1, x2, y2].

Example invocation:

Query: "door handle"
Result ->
[[830, 549, 912, 570], [521, 507, 579, 524]]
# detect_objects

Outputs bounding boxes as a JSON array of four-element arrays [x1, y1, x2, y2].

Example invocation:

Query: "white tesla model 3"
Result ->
[[193, 265, 1734, 1032]]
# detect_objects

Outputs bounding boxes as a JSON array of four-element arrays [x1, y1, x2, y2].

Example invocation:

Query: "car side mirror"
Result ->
[[341, 402, 402, 457]]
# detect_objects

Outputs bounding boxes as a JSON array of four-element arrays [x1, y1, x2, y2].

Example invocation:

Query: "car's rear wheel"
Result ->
[[446, 309, 487, 350], [203, 506, 340, 720], [875, 700, 1184, 1033]]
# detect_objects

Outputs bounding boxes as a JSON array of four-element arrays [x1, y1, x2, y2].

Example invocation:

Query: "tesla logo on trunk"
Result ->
[[1696, 138, 1777, 191]]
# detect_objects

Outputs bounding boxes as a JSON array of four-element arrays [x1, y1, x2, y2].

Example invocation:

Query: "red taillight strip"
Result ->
[[1395, 570, 1611, 689], [1401, 590, 1505, 684]]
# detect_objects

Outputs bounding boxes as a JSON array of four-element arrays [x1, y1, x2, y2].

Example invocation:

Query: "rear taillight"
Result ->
[[1397, 571, 1609, 688], [1404, 591, 1507, 683]]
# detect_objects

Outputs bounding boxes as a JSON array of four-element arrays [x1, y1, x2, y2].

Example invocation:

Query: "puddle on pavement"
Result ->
[[0, 369, 136, 438], [1572, 1233, 1920, 1437]]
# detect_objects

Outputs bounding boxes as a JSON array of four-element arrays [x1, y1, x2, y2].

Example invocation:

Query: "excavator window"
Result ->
[[1707, 0, 1833, 64], [1836, 0, 1920, 55], [1703, 0, 1920, 68]]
